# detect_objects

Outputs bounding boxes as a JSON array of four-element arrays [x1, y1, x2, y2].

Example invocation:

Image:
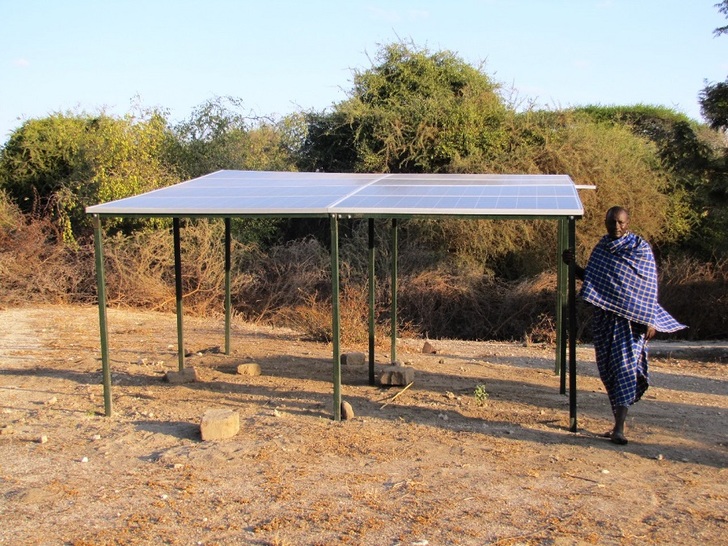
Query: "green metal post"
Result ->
[[224, 218, 232, 355], [557, 219, 568, 395], [173, 218, 185, 371], [390, 218, 398, 364], [93, 215, 112, 416], [330, 214, 342, 421], [368, 218, 376, 385], [568, 216, 578, 432]]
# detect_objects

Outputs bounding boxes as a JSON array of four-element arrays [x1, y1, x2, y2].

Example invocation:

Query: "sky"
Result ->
[[1, 0, 727, 142]]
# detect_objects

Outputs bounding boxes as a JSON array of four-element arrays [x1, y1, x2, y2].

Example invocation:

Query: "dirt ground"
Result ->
[[0, 304, 726, 546]]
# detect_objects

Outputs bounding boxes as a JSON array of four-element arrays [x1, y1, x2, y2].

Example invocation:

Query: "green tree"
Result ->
[[700, 79, 728, 131], [166, 96, 305, 247], [168, 96, 301, 179], [699, 1, 728, 129], [301, 42, 507, 174], [713, 0, 728, 36], [0, 108, 178, 245]]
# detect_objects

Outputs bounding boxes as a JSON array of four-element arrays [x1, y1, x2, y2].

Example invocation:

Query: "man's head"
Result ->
[[605, 206, 629, 239]]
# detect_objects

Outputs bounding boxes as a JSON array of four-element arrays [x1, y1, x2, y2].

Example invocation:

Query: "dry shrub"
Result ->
[[0, 193, 91, 306], [235, 237, 331, 323], [399, 268, 563, 342], [658, 256, 728, 339], [282, 280, 416, 345], [398, 268, 500, 339], [103, 219, 256, 316], [103, 229, 175, 310]]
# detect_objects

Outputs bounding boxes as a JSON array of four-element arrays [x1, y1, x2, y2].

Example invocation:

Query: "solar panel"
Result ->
[[86, 170, 584, 217]]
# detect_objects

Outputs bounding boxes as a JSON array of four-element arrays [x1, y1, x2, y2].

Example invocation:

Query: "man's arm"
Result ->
[[562, 249, 585, 281]]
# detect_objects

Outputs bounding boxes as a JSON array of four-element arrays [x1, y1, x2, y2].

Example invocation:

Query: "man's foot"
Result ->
[[610, 431, 628, 445]]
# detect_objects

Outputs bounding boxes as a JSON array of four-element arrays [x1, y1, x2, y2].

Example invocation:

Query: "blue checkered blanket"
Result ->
[[581, 232, 685, 333]]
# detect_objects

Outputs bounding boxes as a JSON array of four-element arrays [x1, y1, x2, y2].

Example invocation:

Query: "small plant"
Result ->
[[474, 383, 488, 405]]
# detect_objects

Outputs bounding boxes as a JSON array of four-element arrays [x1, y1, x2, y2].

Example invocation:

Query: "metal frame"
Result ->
[[88, 172, 583, 431]]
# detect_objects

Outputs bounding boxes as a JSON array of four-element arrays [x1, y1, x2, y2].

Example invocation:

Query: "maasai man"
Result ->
[[564, 206, 686, 445]]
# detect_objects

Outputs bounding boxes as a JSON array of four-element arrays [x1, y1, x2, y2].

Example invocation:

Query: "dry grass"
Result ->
[[1, 192, 726, 340]]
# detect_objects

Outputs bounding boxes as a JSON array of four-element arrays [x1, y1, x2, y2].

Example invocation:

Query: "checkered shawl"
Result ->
[[581, 232, 685, 333]]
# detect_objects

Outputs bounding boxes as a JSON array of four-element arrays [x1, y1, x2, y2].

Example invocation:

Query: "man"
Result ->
[[564, 206, 686, 445]]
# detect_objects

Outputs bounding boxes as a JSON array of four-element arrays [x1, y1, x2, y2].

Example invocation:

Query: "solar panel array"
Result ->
[[86, 170, 584, 217]]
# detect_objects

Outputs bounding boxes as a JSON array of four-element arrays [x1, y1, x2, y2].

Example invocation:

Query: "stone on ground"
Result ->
[[164, 367, 199, 384], [379, 364, 415, 386], [236, 363, 262, 375], [340, 352, 365, 366], [200, 409, 240, 441]]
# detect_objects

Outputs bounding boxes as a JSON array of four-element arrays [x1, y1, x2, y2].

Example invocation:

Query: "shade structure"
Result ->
[[87, 170, 584, 218], [87, 170, 583, 428]]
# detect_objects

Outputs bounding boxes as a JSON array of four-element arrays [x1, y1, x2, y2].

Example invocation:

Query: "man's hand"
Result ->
[[646, 326, 657, 341]]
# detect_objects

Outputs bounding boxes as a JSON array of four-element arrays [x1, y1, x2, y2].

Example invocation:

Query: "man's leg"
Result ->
[[612, 406, 629, 445]]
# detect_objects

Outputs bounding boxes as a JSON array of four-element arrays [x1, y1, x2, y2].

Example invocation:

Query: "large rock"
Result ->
[[200, 409, 240, 441], [378, 365, 415, 386], [236, 363, 262, 376], [340, 352, 366, 366], [164, 367, 199, 384], [341, 401, 355, 420], [422, 341, 437, 354]]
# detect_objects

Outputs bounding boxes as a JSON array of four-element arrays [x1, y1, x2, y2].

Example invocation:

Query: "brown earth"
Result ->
[[0, 305, 726, 546]]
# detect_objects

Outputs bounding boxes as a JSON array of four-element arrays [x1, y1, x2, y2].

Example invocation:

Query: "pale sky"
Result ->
[[1, 0, 726, 142]]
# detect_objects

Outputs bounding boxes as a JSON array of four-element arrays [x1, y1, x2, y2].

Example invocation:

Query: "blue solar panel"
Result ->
[[86, 170, 584, 217]]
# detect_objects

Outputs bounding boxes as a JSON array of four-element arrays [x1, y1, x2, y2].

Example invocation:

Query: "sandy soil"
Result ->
[[0, 304, 726, 546]]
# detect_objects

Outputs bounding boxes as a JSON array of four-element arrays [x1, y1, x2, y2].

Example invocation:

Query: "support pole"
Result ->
[[93, 215, 112, 416], [330, 214, 342, 421], [224, 218, 232, 355], [568, 216, 578, 432], [557, 218, 568, 393], [368, 218, 376, 385], [173, 218, 185, 371], [390, 219, 398, 364]]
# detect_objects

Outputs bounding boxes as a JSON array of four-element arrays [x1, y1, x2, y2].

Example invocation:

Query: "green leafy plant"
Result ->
[[474, 384, 488, 405]]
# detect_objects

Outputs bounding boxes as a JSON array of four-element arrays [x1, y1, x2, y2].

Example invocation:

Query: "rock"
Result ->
[[340, 352, 365, 366], [341, 401, 355, 420], [200, 409, 240, 441], [236, 363, 262, 376], [378, 365, 415, 386], [164, 367, 199, 384], [422, 341, 437, 354]]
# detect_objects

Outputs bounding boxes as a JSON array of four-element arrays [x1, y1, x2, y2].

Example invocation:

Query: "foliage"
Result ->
[[474, 384, 489, 405], [301, 41, 508, 173], [699, 78, 728, 131], [0, 190, 93, 304], [0, 108, 177, 245], [574, 104, 728, 259], [166, 96, 305, 247], [2, 40, 728, 341], [167, 96, 302, 179], [714, 0, 728, 37]]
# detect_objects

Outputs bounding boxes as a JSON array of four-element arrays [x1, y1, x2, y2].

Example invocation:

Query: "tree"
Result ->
[[699, 1, 728, 130], [0, 108, 178, 245], [714, 0, 728, 36], [301, 41, 508, 174], [699, 78, 728, 131], [168, 96, 301, 179]]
